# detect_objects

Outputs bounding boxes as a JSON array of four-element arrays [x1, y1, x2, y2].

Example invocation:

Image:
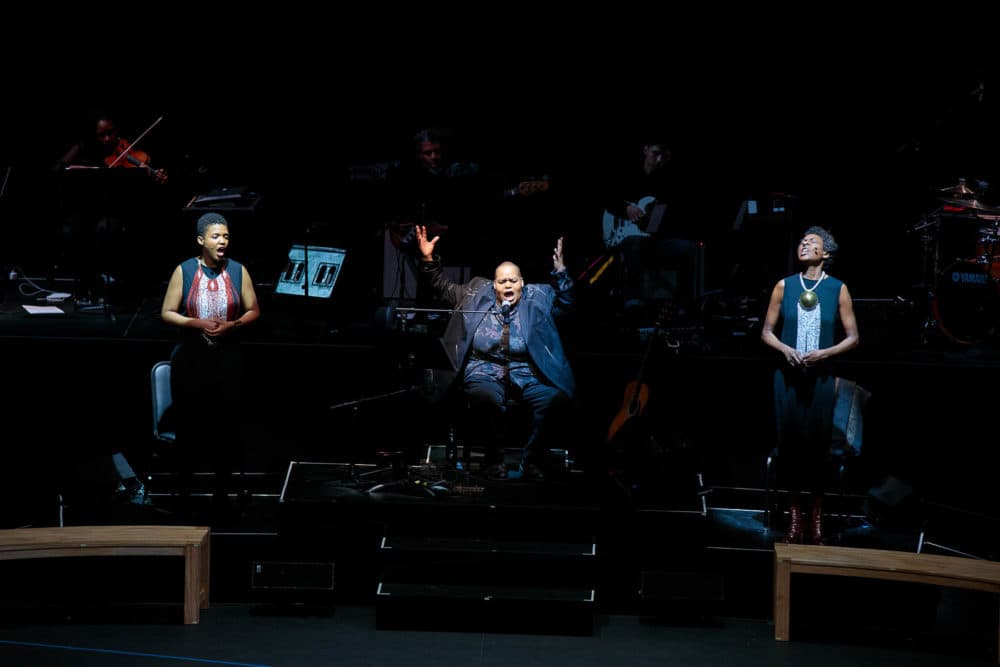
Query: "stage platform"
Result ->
[[1, 287, 998, 633]]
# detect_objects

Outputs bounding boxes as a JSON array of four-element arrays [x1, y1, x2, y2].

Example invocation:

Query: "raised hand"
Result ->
[[415, 225, 439, 261], [552, 237, 565, 272]]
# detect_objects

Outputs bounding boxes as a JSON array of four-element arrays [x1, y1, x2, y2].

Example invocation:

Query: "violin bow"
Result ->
[[106, 115, 164, 168]]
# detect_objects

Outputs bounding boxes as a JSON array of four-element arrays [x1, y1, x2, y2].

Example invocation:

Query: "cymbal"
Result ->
[[938, 197, 1000, 212], [940, 181, 977, 196]]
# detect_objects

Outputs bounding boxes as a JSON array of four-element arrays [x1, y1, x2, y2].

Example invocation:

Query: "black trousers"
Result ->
[[170, 340, 245, 504]]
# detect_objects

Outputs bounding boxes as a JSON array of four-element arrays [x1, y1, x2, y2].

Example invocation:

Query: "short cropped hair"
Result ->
[[197, 212, 228, 237], [803, 225, 838, 266]]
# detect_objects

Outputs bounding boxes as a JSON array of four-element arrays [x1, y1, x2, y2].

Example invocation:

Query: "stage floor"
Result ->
[[1, 600, 995, 666]]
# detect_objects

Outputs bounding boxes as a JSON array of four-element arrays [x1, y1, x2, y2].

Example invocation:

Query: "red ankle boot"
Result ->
[[810, 495, 825, 545], [782, 497, 803, 544]]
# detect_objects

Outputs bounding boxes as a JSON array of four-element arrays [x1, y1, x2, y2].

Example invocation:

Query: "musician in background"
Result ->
[[380, 127, 488, 300], [415, 224, 575, 480], [53, 113, 168, 305], [600, 136, 699, 323], [56, 115, 167, 182]]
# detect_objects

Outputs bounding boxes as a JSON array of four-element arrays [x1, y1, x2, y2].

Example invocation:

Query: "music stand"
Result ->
[[58, 167, 155, 318], [275, 244, 346, 299]]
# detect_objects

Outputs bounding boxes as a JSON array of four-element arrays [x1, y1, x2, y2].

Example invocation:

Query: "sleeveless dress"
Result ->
[[773, 273, 843, 491]]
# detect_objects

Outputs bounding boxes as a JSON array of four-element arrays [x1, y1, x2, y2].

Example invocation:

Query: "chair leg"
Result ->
[[764, 451, 777, 530], [810, 493, 825, 545], [696, 473, 709, 516]]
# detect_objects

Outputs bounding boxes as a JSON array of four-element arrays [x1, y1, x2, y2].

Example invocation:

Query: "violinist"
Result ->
[[53, 113, 168, 306], [57, 116, 167, 183]]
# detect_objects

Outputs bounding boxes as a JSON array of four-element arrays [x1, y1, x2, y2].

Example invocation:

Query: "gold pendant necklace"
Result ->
[[798, 271, 826, 310]]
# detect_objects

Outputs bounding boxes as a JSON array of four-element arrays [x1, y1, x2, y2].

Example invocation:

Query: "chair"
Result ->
[[150, 360, 177, 482], [150, 359, 249, 511], [151, 360, 175, 447]]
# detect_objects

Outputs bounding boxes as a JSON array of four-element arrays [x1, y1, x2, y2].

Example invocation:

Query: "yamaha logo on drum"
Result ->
[[951, 270, 989, 284]]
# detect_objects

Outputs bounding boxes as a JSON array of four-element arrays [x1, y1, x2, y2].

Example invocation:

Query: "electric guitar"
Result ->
[[606, 304, 671, 443], [602, 196, 667, 249], [503, 178, 550, 199]]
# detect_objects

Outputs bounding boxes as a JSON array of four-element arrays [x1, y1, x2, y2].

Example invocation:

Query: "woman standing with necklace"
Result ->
[[761, 226, 859, 544]]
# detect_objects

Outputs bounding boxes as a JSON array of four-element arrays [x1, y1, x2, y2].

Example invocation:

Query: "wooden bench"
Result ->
[[0, 525, 210, 624], [774, 543, 1000, 661]]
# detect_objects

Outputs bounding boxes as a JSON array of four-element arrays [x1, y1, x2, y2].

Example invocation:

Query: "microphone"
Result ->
[[501, 299, 512, 322]]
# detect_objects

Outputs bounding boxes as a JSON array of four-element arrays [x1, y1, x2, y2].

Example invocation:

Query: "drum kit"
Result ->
[[912, 178, 1000, 345]]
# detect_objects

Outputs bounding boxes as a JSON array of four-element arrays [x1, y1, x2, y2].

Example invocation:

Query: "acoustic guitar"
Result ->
[[606, 304, 670, 442], [503, 178, 550, 199]]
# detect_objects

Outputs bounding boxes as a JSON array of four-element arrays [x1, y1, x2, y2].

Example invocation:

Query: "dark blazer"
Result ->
[[420, 259, 576, 398]]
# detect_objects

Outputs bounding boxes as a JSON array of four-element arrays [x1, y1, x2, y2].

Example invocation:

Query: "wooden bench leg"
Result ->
[[184, 544, 201, 624], [774, 558, 791, 641], [200, 536, 211, 610]]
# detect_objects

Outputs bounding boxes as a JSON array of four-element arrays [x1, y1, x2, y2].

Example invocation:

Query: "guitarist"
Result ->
[[600, 137, 699, 322], [380, 127, 552, 300], [381, 127, 487, 301]]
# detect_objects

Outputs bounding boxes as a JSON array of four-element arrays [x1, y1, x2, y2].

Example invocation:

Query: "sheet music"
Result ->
[[23, 305, 64, 315]]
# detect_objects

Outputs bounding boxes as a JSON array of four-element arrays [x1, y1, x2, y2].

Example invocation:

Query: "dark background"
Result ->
[[2, 21, 997, 300]]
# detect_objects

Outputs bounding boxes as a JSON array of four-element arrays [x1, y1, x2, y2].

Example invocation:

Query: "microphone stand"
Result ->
[[328, 387, 416, 412], [390, 305, 494, 333], [303, 225, 309, 299], [329, 383, 425, 481], [393, 306, 494, 314], [501, 302, 512, 408]]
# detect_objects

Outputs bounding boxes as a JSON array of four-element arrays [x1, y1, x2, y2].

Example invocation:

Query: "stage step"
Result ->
[[376, 581, 595, 634], [146, 471, 286, 498], [376, 532, 597, 635]]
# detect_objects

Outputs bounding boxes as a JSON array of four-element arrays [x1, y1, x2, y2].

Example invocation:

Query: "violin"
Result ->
[[105, 137, 168, 184]]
